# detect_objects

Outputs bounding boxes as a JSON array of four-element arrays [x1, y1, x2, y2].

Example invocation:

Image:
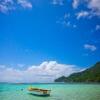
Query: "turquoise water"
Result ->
[[0, 83, 100, 100]]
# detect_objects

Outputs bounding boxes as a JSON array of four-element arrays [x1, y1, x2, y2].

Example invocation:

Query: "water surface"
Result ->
[[0, 83, 100, 100]]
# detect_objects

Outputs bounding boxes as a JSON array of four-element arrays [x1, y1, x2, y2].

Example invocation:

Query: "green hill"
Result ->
[[55, 62, 100, 83]]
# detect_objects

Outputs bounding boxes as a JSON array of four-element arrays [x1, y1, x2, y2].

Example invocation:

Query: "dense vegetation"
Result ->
[[55, 62, 100, 83]]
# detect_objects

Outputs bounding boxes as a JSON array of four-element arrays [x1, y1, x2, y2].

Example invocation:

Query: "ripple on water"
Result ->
[[0, 84, 100, 100]]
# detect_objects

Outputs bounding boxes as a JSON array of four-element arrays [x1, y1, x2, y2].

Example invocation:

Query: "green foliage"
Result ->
[[55, 62, 100, 83]]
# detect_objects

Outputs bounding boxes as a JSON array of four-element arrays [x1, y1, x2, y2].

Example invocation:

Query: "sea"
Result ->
[[0, 83, 100, 100]]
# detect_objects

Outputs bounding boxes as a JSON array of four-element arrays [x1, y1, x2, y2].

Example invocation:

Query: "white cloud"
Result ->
[[76, 11, 89, 19], [0, 4, 8, 13], [0, 65, 6, 69], [73, 0, 100, 18], [0, 0, 15, 13], [17, 0, 32, 9], [56, 13, 77, 28], [0, 0, 32, 13], [17, 64, 25, 68], [62, 21, 71, 27], [84, 44, 97, 51], [51, 0, 64, 5], [72, 0, 79, 9], [64, 13, 70, 19], [0, 61, 81, 83], [88, 0, 100, 16], [96, 25, 100, 30]]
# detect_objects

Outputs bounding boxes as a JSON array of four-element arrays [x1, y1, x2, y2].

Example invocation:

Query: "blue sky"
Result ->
[[0, 0, 100, 82]]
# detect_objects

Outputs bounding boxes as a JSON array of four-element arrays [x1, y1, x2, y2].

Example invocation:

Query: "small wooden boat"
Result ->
[[28, 87, 51, 96]]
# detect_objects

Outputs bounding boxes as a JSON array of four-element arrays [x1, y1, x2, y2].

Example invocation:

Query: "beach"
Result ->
[[0, 83, 100, 100]]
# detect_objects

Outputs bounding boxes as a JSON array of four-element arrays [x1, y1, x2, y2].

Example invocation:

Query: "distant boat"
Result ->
[[28, 87, 51, 96]]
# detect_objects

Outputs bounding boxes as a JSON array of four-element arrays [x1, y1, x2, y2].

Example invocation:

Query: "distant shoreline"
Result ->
[[0, 82, 100, 85]]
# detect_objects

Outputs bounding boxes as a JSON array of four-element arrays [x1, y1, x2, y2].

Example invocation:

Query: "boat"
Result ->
[[28, 87, 51, 96]]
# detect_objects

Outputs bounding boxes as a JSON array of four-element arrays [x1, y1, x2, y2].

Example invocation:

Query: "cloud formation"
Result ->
[[73, 0, 100, 18], [0, 0, 32, 13], [88, 0, 100, 16], [96, 25, 100, 30], [51, 0, 64, 5], [72, 0, 79, 9], [76, 11, 89, 19], [56, 13, 77, 28], [84, 44, 97, 51], [0, 61, 81, 83], [18, 0, 32, 9]]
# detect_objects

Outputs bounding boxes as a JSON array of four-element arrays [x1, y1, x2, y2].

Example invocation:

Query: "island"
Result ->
[[55, 62, 100, 83]]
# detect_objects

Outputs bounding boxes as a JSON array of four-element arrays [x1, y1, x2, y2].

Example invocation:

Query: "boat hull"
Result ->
[[29, 91, 50, 96]]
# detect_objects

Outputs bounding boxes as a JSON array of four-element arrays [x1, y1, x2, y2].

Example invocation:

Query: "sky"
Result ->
[[0, 0, 100, 83]]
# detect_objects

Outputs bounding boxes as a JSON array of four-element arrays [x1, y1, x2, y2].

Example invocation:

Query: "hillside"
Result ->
[[55, 62, 100, 83]]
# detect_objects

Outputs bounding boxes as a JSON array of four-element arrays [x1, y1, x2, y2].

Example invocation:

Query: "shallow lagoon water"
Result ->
[[0, 83, 100, 100]]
